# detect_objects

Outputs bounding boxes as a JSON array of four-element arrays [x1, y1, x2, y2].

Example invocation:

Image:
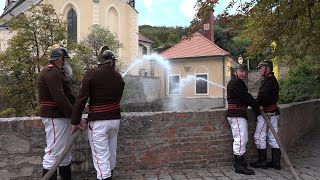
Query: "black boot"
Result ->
[[59, 164, 71, 180], [250, 149, 268, 169], [268, 148, 281, 170], [42, 168, 57, 180], [234, 155, 255, 175]]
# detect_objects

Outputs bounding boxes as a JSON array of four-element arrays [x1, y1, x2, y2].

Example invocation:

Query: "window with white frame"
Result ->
[[196, 74, 208, 94], [168, 75, 180, 95]]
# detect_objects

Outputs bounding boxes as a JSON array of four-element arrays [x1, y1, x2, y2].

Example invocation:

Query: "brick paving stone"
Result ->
[[207, 168, 222, 173], [183, 169, 201, 178], [256, 177, 275, 180], [197, 169, 213, 177], [171, 174, 187, 180], [209, 171, 225, 177], [159, 176, 173, 180], [204, 177, 218, 180], [145, 178, 158, 180], [298, 167, 320, 179], [300, 173, 319, 180], [216, 177, 232, 180], [251, 169, 269, 177]]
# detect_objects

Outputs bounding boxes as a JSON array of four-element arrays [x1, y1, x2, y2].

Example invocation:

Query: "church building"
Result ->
[[0, 0, 138, 66]]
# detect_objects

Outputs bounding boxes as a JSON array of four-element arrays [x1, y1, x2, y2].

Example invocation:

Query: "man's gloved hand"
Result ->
[[71, 119, 87, 134]]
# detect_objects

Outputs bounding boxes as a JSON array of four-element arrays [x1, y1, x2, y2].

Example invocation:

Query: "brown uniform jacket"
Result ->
[[71, 65, 125, 125], [256, 72, 280, 115], [226, 75, 260, 119], [37, 63, 76, 118]]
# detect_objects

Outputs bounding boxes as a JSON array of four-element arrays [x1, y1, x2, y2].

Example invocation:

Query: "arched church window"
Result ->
[[142, 46, 147, 55], [67, 8, 77, 41]]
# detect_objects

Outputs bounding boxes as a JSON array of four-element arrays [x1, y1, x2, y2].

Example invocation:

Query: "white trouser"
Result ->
[[42, 117, 72, 169], [88, 119, 120, 180], [254, 115, 280, 149], [227, 117, 248, 156]]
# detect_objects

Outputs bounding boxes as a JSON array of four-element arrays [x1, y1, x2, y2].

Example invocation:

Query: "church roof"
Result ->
[[161, 32, 230, 59], [1, 0, 26, 18], [138, 34, 154, 44]]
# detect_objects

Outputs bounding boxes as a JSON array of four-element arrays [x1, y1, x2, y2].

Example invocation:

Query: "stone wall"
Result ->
[[161, 97, 225, 111], [0, 99, 319, 179], [122, 75, 161, 104], [248, 70, 261, 97]]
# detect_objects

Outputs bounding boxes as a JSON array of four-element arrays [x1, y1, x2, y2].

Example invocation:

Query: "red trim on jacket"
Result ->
[[41, 101, 57, 107], [263, 104, 278, 112], [89, 102, 120, 113], [228, 104, 247, 111]]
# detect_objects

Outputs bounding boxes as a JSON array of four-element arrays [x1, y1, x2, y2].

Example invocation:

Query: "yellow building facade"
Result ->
[[0, 0, 138, 66]]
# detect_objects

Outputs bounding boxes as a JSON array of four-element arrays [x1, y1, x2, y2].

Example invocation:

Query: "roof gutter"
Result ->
[[164, 54, 231, 61]]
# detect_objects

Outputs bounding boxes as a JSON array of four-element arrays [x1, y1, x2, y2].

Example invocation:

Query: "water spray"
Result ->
[[121, 53, 171, 78], [122, 59, 143, 77], [196, 77, 226, 89]]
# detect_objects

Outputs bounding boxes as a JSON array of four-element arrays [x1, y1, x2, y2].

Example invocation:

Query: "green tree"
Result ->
[[0, 4, 67, 116], [139, 25, 188, 48], [194, 0, 320, 64], [279, 57, 320, 103], [72, 24, 124, 70]]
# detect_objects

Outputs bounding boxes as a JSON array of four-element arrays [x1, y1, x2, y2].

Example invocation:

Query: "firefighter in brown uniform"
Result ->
[[226, 63, 260, 175], [37, 48, 75, 180], [251, 60, 281, 170], [71, 46, 125, 180]]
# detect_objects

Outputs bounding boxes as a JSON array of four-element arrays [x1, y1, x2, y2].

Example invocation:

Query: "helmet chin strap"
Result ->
[[261, 66, 270, 79], [235, 70, 239, 77]]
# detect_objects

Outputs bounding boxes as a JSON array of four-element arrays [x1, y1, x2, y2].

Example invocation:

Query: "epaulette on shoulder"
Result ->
[[48, 64, 54, 68]]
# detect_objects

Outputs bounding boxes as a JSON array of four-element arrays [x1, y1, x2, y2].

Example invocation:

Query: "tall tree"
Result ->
[[0, 4, 67, 116], [71, 24, 124, 71], [193, 0, 320, 64], [139, 25, 188, 48]]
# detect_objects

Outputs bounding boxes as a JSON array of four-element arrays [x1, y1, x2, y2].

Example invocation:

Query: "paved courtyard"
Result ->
[[113, 124, 320, 180]]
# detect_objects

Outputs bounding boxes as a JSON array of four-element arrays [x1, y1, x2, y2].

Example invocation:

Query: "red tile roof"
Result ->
[[138, 34, 154, 44], [161, 32, 230, 59]]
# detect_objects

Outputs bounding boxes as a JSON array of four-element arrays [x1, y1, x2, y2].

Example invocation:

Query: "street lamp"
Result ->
[[238, 56, 243, 64]]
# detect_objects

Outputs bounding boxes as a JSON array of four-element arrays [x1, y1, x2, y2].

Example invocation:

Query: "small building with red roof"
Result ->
[[154, 11, 237, 109]]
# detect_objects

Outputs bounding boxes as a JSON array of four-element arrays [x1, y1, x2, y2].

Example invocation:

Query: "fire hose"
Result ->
[[41, 129, 81, 180], [260, 111, 301, 180]]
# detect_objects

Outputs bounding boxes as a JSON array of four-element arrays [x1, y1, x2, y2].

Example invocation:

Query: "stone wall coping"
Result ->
[[124, 75, 160, 79], [278, 98, 320, 108], [0, 116, 40, 122], [0, 99, 318, 121]]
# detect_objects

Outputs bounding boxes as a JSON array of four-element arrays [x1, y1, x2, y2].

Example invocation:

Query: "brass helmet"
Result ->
[[98, 46, 117, 65], [49, 48, 70, 61], [256, 60, 273, 71], [236, 63, 248, 71]]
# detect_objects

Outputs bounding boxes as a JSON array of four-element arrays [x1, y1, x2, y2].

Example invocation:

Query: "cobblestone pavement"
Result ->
[[113, 126, 320, 180]]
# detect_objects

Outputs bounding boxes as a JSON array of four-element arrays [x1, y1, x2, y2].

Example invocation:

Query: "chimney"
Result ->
[[202, 3, 214, 42]]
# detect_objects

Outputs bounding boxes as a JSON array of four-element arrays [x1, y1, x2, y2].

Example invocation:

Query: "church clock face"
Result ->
[[204, 23, 210, 30]]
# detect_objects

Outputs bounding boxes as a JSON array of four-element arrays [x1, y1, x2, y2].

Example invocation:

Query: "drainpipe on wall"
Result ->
[[222, 56, 226, 108], [164, 64, 167, 97]]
